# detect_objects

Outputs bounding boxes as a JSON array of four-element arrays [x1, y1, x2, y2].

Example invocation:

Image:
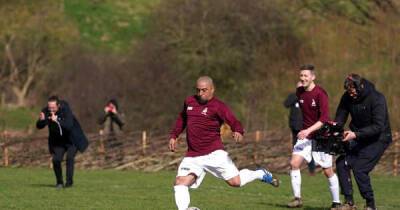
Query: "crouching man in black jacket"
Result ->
[[36, 96, 89, 189], [335, 74, 392, 210]]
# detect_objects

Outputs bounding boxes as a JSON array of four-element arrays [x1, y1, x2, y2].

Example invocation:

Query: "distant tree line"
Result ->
[[0, 0, 399, 132]]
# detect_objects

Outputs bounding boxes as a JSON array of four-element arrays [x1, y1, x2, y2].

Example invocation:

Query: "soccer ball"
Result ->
[[187, 207, 200, 210]]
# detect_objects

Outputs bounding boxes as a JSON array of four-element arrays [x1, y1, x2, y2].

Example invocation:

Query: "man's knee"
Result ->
[[353, 161, 375, 176], [226, 176, 241, 187], [174, 174, 196, 186], [322, 167, 334, 177], [353, 168, 369, 181], [290, 157, 303, 170], [52, 155, 63, 163], [66, 158, 75, 166], [290, 162, 299, 170], [66, 155, 75, 163]]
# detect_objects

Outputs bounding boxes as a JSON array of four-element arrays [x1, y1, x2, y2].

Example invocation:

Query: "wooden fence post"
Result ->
[[142, 131, 147, 154], [253, 130, 261, 163], [98, 129, 105, 154], [393, 132, 399, 176], [49, 157, 53, 169], [2, 130, 9, 167], [255, 130, 261, 143], [3, 145, 9, 167]]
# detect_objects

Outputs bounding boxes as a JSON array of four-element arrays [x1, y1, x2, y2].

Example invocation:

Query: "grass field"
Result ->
[[0, 168, 399, 210]]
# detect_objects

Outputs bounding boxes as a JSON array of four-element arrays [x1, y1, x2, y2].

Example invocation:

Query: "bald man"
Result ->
[[169, 76, 279, 210]]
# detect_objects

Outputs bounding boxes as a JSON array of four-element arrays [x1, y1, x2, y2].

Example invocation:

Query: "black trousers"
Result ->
[[51, 144, 77, 185], [336, 140, 388, 206]]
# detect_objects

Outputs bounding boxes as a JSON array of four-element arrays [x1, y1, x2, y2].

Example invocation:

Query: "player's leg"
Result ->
[[288, 138, 312, 208], [288, 154, 304, 206], [308, 158, 316, 175], [174, 157, 204, 210], [313, 152, 341, 208], [174, 175, 196, 210], [322, 166, 341, 208], [203, 150, 279, 188], [225, 168, 279, 187]]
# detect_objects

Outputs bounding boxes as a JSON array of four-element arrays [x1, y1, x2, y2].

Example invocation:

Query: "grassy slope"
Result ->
[[0, 168, 399, 210], [64, 0, 159, 51], [0, 108, 36, 132]]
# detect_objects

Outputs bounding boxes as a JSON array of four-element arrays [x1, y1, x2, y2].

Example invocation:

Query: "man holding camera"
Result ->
[[98, 99, 124, 134], [36, 96, 88, 188], [335, 74, 392, 210], [98, 99, 125, 160]]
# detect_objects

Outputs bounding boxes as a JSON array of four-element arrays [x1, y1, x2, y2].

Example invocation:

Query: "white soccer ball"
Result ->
[[187, 207, 200, 210]]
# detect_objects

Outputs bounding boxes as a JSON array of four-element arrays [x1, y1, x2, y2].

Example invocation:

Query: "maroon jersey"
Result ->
[[296, 85, 330, 133], [170, 96, 244, 157]]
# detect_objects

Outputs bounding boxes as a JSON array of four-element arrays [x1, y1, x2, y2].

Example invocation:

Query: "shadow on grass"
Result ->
[[30, 183, 56, 188]]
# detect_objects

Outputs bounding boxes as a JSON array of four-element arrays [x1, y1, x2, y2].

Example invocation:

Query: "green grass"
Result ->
[[0, 168, 399, 210], [0, 107, 36, 131], [64, 0, 159, 51]]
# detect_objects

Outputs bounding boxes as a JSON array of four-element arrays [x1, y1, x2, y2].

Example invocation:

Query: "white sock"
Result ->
[[174, 185, 190, 210], [239, 169, 264, 187], [290, 169, 301, 198], [328, 174, 341, 203]]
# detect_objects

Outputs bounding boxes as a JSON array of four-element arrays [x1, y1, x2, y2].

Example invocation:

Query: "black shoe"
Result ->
[[65, 183, 73, 188], [331, 202, 342, 210], [55, 184, 64, 189]]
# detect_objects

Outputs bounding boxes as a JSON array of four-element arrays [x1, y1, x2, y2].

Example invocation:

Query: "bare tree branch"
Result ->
[[4, 35, 20, 84]]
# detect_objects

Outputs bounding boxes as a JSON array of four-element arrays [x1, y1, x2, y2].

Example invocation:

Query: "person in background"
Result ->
[[98, 99, 124, 134], [98, 99, 125, 160], [36, 96, 88, 188]]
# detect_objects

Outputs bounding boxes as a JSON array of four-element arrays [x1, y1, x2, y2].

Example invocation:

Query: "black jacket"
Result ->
[[284, 93, 303, 131], [335, 79, 392, 147], [36, 100, 89, 153]]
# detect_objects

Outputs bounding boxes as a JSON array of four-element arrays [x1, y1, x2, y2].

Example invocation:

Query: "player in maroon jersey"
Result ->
[[287, 65, 341, 209], [169, 76, 279, 210]]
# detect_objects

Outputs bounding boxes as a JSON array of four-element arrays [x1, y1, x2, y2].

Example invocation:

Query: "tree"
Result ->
[[146, 0, 304, 129], [0, 0, 78, 107]]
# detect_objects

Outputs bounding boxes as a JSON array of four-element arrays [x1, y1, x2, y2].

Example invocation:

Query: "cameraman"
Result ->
[[335, 74, 392, 210], [36, 96, 88, 188]]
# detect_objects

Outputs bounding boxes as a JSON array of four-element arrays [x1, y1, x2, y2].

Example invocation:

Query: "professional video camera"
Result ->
[[312, 121, 346, 155]]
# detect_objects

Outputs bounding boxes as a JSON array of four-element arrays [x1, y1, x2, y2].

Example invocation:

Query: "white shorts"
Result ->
[[292, 138, 333, 169], [176, 150, 239, 189]]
